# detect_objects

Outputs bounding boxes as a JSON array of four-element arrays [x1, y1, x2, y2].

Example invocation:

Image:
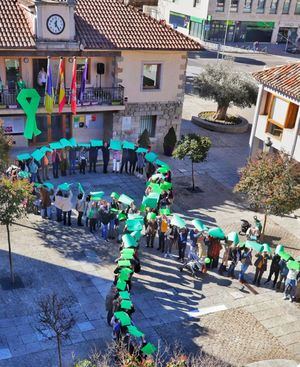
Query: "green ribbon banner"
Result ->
[[17, 89, 41, 140]]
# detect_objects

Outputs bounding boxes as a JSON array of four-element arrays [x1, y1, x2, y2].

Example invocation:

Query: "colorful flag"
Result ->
[[45, 58, 54, 114], [78, 58, 88, 103], [70, 57, 77, 115], [58, 58, 66, 113]]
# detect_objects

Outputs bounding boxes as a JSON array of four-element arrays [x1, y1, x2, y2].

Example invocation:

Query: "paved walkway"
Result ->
[[0, 171, 299, 366]]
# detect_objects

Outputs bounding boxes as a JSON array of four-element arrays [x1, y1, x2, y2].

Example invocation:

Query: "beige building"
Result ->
[[250, 62, 300, 161], [0, 0, 200, 152], [154, 0, 300, 44]]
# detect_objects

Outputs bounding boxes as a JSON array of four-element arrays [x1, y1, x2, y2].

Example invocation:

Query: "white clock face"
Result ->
[[47, 14, 65, 35]]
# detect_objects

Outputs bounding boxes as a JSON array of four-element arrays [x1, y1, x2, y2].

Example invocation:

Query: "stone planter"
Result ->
[[192, 115, 249, 134]]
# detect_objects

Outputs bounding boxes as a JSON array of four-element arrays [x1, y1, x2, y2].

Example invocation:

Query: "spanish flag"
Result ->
[[45, 57, 54, 114], [58, 58, 66, 113]]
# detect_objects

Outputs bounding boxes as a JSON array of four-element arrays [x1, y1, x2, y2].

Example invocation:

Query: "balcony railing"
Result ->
[[0, 86, 124, 110]]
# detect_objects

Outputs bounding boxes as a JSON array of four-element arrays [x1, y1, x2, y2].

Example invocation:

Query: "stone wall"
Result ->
[[112, 101, 182, 152]]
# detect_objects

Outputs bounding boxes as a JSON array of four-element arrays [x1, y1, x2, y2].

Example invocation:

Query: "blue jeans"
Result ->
[[30, 172, 37, 182], [69, 160, 76, 174], [56, 208, 62, 222], [101, 224, 108, 240], [41, 206, 52, 219], [239, 263, 249, 282]]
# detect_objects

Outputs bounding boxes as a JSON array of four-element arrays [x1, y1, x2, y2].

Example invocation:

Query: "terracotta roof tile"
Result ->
[[0, 0, 35, 49], [253, 62, 300, 101]]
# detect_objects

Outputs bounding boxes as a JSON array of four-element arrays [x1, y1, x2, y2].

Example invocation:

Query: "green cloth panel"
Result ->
[[122, 141, 135, 150], [118, 194, 134, 206], [192, 218, 208, 232], [122, 234, 138, 248], [227, 231, 239, 245], [40, 146, 53, 154], [155, 159, 170, 168], [119, 291, 131, 300], [145, 152, 158, 163], [208, 227, 226, 240], [17, 153, 31, 161], [78, 143, 90, 148], [141, 343, 157, 355], [171, 214, 186, 229], [49, 141, 63, 150], [136, 147, 148, 153], [43, 182, 54, 190], [90, 139, 103, 147], [114, 311, 131, 326], [121, 300, 133, 310], [60, 138, 73, 148], [31, 149, 45, 161], [118, 259, 132, 267], [245, 240, 263, 252], [69, 137, 77, 147], [127, 325, 144, 337], [110, 140, 122, 150]]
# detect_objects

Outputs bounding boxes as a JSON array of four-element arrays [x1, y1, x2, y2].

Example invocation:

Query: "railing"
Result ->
[[0, 86, 124, 109]]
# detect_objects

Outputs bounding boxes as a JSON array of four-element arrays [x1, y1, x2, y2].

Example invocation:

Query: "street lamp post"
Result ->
[[223, 0, 231, 45]]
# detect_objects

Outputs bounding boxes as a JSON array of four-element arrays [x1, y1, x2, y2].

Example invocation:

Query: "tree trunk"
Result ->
[[261, 213, 268, 240], [191, 161, 195, 191], [214, 105, 228, 121], [6, 224, 14, 285], [57, 335, 62, 367]]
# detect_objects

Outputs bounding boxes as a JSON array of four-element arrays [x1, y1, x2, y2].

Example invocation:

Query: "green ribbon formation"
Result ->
[[17, 89, 41, 140]]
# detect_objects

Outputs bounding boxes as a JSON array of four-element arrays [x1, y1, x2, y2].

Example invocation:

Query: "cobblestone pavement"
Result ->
[[0, 171, 300, 367]]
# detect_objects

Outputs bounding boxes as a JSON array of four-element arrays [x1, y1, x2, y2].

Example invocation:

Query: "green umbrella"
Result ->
[[17, 153, 32, 161], [160, 182, 172, 191], [116, 279, 127, 291], [114, 311, 131, 326], [171, 214, 186, 229], [192, 219, 208, 232], [121, 300, 133, 310], [31, 149, 45, 161], [160, 208, 171, 216], [227, 231, 239, 245], [118, 259, 132, 267], [90, 139, 103, 147], [110, 192, 120, 199], [127, 325, 144, 338], [287, 260, 300, 271], [118, 194, 134, 206], [157, 166, 170, 174], [119, 291, 131, 300], [147, 212, 157, 221], [60, 138, 73, 148], [262, 243, 272, 253], [141, 343, 157, 355], [155, 159, 170, 168], [110, 140, 122, 151], [130, 231, 142, 241], [43, 182, 54, 190], [58, 182, 72, 191], [136, 147, 148, 154], [68, 137, 77, 148], [40, 146, 53, 154], [122, 141, 135, 150], [278, 251, 294, 261], [208, 227, 226, 240], [246, 241, 263, 253], [49, 141, 63, 150], [122, 234, 138, 248], [145, 152, 158, 163], [18, 171, 30, 179]]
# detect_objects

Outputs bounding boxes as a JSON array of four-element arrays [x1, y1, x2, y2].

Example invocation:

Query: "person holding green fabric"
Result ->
[[17, 76, 26, 93]]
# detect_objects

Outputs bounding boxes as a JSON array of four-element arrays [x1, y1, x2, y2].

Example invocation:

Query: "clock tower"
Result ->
[[34, 0, 79, 50]]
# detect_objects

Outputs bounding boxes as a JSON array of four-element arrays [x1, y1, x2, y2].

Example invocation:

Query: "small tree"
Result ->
[[0, 177, 33, 284], [37, 293, 75, 367], [173, 134, 211, 191], [138, 129, 151, 148], [194, 63, 258, 120], [234, 153, 300, 237], [0, 118, 12, 173], [163, 127, 177, 156]]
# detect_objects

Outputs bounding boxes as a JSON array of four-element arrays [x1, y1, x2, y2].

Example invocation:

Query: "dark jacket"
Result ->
[[254, 254, 269, 272], [69, 149, 76, 161], [270, 254, 281, 272], [178, 230, 188, 246], [129, 149, 137, 163], [122, 149, 130, 163], [102, 146, 110, 163], [89, 147, 98, 161], [100, 209, 111, 225]]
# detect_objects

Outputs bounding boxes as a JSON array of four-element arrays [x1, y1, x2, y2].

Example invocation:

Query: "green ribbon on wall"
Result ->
[[17, 89, 41, 140]]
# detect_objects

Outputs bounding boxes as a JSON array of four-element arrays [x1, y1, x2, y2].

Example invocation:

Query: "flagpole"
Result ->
[[69, 56, 76, 105], [44, 56, 50, 107], [56, 57, 63, 104]]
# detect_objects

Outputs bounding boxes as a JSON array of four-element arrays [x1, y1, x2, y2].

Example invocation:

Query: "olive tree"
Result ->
[[194, 63, 258, 120]]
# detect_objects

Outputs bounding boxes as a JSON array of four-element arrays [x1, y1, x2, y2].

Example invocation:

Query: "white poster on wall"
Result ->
[[2, 116, 25, 134], [122, 116, 132, 131]]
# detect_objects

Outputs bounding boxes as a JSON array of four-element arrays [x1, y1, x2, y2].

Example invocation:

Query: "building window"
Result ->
[[295, 0, 300, 14], [269, 0, 278, 13], [142, 64, 161, 90], [190, 21, 203, 39], [76, 59, 90, 84], [5, 59, 20, 90], [282, 0, 291, 13], [140, 115, 157, 137], [243, 0, 252, 12], [193, 0, 200, 6], [216, 0, 225, 12], [230, 0, 239, 11], [256, 0, 265, 13]]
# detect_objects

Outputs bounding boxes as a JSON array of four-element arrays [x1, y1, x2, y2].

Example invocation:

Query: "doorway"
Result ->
[[32, 59, 47, 89]]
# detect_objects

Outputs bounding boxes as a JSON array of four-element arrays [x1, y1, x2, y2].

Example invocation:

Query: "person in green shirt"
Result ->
[[17, 76, 26, 92]]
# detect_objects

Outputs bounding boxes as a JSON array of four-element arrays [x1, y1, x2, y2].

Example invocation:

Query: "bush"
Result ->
[[138, 129, 151, 148], [163, 127, 177, 156]]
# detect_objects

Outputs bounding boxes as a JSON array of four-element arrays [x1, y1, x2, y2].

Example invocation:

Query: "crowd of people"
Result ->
[[5, 138, 300, 357]]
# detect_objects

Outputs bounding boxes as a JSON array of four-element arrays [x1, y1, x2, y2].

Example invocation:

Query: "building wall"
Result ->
[[118, 50, 187, 104]]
